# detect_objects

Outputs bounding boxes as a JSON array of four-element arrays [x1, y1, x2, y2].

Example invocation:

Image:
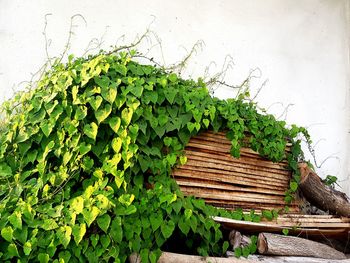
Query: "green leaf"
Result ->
[[164, 87, 177, 104], [121, 108, 133, 126], [110, 217, 123, 243], [290, 181, 298, 192], [130, 84, 144, 98], [41, 219, 59, 230], [82, 206, 100, 227], [38, 253, 50, 263], [84, 122, 98, 140], [111, 137, 122, 153], [89, 95, 103, 111], [7, 243, 19, 258], [57, 226, 72, 248], [79, 142, 91, 155], [97, 214, 111, 233], [101, 86, 117, 104], [72, 223, 86, 245], [282, 228, 289, 235], [168, 73, 178, 83], [23, 241, 32, 255], [94, 75, 110, 89], [71, 196, 84, 214], [0, 162, 12, 178], [1, 226, 13, 242], [161, 220, 175, 239], [150, 213, 163, 231], [40, 119, 55, 137], [95, 103, 112, 124], [8, 211, 22, 230], [109, 117, 121, 133]]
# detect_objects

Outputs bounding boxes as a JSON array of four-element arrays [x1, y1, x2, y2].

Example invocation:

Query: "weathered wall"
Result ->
[[0, 0, 349, 193]]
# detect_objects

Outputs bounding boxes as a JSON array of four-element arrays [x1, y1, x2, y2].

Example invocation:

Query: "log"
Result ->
[[229, 230, 251, 249], [248, 255, 350, 263], [299, 163, 350, 217], [257, 232, 346, 260]]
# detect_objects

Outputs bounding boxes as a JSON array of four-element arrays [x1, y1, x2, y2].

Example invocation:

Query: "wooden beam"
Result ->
[[257, 232, 346, 259]]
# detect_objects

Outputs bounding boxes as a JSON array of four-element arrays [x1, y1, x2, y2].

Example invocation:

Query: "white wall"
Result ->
[[1, 0, 349, 193]]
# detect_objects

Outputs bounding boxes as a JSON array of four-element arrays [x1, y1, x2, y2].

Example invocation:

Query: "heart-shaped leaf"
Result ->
[[72, 223, 86, 245], [161, 220, 175, 239], [1, 226, 13, 242], [101, 86, 117, 104], [94, 75, 110, 89], [83, 122, 98, 140], [109, 117, 121, 133], [40, 119, 55, 137], [164, 87, 177, 104], [97, 214, 111, 234], [95, 104, 112, 124], [111, 137, 122, 153], [150, 213, 163, 231], [82, 206, 100, 227], [121, 108, 133, 126], [89, 96, 103, 111], [79, 142, 91, 156]]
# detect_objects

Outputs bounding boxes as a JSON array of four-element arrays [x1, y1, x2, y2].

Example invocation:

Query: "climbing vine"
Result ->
[[0, 49, 309, 262]]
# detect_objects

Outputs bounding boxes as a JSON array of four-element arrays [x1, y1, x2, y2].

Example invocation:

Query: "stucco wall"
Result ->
[[1, 0, 349, 193]]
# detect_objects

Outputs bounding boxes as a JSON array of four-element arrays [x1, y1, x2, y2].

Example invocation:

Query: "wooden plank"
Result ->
[[185, 152, 291, 178], [185, 149, 290, 171], [183, 160, 290, 183], [175, 177, 286, 196], [205, 200, 299, 212], [213, 216, 350, 238], [180, 187, 288, 205], [173, 168, 288, 188]]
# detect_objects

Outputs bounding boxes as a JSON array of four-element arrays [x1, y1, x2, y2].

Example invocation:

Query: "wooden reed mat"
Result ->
[[172, 130, 300, 212]]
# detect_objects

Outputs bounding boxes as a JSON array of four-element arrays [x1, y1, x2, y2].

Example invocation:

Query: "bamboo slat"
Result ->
[[213, 215, 350, 238], [172, 130, 298, 212]]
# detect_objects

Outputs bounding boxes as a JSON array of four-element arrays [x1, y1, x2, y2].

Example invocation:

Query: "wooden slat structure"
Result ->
[[213, 215, 350, 238], [172, 130, 299, 212]]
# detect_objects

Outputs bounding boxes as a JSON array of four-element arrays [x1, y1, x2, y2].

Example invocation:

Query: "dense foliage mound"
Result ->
[[0, 51, 309, 262]]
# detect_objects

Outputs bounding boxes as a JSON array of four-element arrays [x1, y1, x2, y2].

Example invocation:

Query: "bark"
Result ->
[[298, 163, 350, 217], [258, 232, 346, 260]]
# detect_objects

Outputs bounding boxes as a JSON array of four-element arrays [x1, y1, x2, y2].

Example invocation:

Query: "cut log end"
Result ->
[[257, 232, 268, 254]]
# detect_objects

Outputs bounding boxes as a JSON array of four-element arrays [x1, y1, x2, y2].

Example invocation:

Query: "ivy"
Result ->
[[0, 51, 309, 262]]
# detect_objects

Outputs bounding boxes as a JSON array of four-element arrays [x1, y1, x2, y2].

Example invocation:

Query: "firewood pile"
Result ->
[[170, 130, 350, 261]]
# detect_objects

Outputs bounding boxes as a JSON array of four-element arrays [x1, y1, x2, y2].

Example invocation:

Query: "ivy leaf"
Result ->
[[38, 253, 50, 263], [111, 137, 122, 153], [121, 108, 133, 126], [72, 223, 86, 245], [57, 226, 72, 248], [41, 219, 59, 230], [150, 213, 163, 231], [40, 119, 55, 137], [79, 142, 91, 156], [164, 87, 177, 104], [1, 226, 13, 242], [168, 73, 178, 83], [282, 228, 289, 235], [89, 95, 103, 111], [8, 211, 22, 230], [110, 217, 123, 243], [161, 220, 175, 239], [82, 206, 100, 227], [130, 84, 144, 98], [95, 103, 112, 124], [97, 214, 111, 233], [290, 181, 298, 192], [70, 196, 84, 214], [0, 162, 12, 178], [83, 122, 98, 140], [101, 86, 117, 104], [94, 75, 110, 89], [7, 243, 19, 258], [109, 117, 121, 133], [23, 241, 32, 255]]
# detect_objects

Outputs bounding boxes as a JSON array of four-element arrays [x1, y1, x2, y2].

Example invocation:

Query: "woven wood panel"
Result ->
[[173, 130, 300, 212]]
